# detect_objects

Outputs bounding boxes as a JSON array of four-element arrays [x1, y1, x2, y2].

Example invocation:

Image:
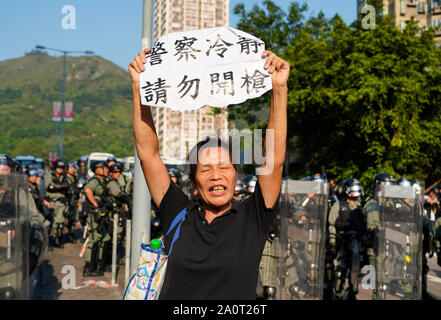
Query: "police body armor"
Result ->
[[376, 184, 423, 300], [88, 176, 113, 234], [278, 179, 329, 300], [0, 174, 31, 299], [334, 201, 365, 298], [47, 173, 68, 201]]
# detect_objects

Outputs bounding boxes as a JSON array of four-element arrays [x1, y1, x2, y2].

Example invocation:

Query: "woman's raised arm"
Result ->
[[257, 50, 289, 209], [129, 49, 170, 207]]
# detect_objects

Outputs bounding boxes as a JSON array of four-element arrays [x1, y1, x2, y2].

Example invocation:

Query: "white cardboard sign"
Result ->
[[139, 26, 272, 111]]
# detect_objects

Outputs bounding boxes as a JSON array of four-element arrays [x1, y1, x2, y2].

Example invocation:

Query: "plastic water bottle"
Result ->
[[150, 238, 163, 251]]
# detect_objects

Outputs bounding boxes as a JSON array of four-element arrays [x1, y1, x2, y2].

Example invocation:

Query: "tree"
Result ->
[[229, 0, 311, 126], [285, 16, 441, 189], [232, 1, 441, 190]]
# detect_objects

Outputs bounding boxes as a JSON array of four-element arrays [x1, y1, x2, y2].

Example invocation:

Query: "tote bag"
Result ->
[[123, 208, 187, 300]]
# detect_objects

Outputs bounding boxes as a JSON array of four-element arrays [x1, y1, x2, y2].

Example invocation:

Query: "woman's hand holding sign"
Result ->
[[262, 50, 290, 90], [128, 48, 149, 85]]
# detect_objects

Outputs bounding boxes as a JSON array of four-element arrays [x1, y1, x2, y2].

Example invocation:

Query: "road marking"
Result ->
[[428, 275, 441, 284]]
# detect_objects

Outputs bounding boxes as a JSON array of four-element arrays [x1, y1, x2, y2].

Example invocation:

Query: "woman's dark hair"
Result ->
[[188, 135, 238, 183]]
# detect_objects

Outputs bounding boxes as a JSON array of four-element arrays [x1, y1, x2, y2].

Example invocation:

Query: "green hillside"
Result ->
[[0, 51, 135, 161]]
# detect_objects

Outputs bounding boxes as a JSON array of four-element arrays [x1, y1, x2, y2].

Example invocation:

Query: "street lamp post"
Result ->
[[35, 45, 94, 159]]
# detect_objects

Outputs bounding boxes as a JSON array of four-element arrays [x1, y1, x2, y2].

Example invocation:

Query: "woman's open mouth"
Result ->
[[209, 185, 227, 195]]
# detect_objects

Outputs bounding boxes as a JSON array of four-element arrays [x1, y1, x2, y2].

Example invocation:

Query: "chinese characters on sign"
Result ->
[[141, 78, 171, 104], [139, 27, 272, 110]]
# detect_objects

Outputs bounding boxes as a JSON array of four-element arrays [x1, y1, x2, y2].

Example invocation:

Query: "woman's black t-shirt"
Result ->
[[157, 179, 279, 300]]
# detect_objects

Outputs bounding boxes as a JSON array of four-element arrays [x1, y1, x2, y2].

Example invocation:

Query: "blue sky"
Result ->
[[0, 0, 356, 70]]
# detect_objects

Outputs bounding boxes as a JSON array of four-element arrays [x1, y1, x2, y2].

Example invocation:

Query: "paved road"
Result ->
[[30, 227, 441, 300], [427, 254, 441, 299], [32, 227, 126, 300]]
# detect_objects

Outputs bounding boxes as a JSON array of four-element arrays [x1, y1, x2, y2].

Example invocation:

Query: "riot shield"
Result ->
[[376, 184, 423, 300], [278, 179, 329, 300], [0, 174, 30, 300]]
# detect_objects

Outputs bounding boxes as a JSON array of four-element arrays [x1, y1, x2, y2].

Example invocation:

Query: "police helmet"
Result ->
[[0, 154, 21, 174], [370, 173, 395, 193], [409, 179, 423, 194], [244, 175, 257, 193], [66, 161, 76, 168], [25, 163, 38, 173], [53, 159, 66, 170], [311, 173, 325, 183], [343, 178, 363, 198], [91, 161, 107, 173], [301, 174, 325, 183], [28, 168, 39, 177], [168, 168, 180, 178], [430, 187, 439, 195], [235, 178, 244, 192], [109, 163, 123, 172], [106, 156, 117, 164], [0, 154, 14, 169], [397, 177, 412, 187]]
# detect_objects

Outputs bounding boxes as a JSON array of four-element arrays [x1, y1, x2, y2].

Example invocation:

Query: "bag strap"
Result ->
[[162, 207, 187, 256]]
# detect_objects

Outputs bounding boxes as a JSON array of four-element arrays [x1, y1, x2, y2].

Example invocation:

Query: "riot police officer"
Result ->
[[278, 175, 329, 300], [0, 154, 32, 299], [106, 163, 131, 266], [114, 162, 133, 202], [362, 173, 395, 299], [28, 167, 52, 224], [45, 159, 69, 248], [328, 178, 366, 299], [168, 168, 191, 200], [27, 168, 50, 274], [375, 176, 422, 299], [65, 162, 79, 243], [77, 159, 88, 179], [82, 161, 112, 276]]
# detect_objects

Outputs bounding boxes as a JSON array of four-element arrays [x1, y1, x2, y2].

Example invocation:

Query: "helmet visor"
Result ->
[[347, 185, 362, 197]]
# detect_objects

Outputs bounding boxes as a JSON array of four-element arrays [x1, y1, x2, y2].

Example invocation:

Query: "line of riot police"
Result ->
[[80, 158, 132, 277], [0, 154, 49, 299], [254, 172, 431, 300]]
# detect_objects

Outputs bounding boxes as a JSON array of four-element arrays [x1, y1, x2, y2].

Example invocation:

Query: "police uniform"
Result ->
[[0, 174, 31, 299], [282, 195, 320, 299], [65, 173, 79, 242], [83, 174, 111, 276], [45, 170, 68, 247], [328, 200, 365, 299], [363, 197, 379, 299]]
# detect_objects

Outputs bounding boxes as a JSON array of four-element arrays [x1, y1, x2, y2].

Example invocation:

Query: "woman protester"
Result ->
[[129, 48, 289, 299]]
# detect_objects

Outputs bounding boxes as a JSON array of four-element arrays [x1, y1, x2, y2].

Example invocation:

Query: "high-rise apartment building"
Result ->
[[152, 0, 230, 163], [358, 0, 441, 44]]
